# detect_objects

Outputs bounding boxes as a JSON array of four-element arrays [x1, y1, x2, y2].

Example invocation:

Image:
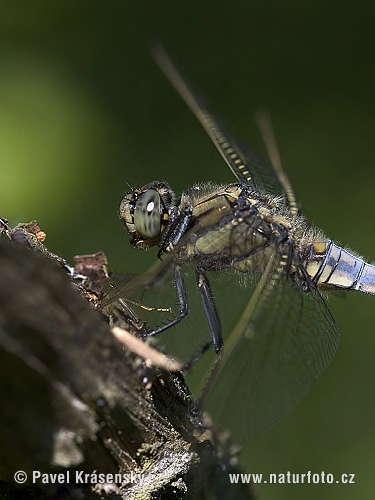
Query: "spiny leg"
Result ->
[[147, 264, 188, 337], [193, 268, 224, 415], [181, 340, 212, 373], [196, 268, 223, 352]]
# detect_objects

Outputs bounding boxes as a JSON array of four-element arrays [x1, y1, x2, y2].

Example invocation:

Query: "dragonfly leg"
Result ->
[[196, 268, 223, 352], [158, 207, 192, 257], [192, 348, 224, 418], [190, 269, 226, 414], [147, 264, 188, 336], [181, 339, 213, 373]]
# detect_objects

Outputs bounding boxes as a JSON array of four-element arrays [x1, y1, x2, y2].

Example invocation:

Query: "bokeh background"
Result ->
[[1, 1, 375, 498]]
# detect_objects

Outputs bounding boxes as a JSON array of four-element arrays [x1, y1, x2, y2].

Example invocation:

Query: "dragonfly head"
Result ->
[[119, 181, 175, 250]]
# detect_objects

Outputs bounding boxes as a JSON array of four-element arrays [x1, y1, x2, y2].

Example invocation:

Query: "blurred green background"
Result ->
[[1, 1, 375, 498]]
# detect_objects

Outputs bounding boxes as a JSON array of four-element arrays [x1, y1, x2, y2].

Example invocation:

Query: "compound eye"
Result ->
[[133, 189, 162, 240]]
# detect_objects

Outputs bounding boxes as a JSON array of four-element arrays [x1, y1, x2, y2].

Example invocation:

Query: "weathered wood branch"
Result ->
[[0, 219, 254, 499]]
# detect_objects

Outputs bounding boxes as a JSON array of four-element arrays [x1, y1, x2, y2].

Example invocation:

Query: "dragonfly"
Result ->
[[103, 48, 375, 443]]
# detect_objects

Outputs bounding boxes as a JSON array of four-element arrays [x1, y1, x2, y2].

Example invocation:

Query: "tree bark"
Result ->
[[0, 220, 254, 499]]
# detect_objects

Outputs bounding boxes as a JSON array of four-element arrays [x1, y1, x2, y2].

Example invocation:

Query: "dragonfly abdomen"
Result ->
[[306, 241, 375, 294]]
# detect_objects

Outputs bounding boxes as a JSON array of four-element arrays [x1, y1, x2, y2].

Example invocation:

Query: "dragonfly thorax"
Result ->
[[164, 183, 298, 274]]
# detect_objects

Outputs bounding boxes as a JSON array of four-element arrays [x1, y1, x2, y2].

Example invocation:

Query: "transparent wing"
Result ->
[[101, 260, 218, 363], [204, 257, 340, 444], [101, 257, 174, 309], [153, 46, 287, 199]]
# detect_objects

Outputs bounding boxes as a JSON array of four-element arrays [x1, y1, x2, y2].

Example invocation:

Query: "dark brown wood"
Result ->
[[0, 220, 255, 499]]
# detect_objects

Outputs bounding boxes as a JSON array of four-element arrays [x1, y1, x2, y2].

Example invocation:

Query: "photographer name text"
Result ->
[[32, 470, 145, 485]]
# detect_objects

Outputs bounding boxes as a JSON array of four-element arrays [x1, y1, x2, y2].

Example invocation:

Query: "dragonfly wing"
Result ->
[[153, 46, 286, 199], [204, 258, 340, 443]]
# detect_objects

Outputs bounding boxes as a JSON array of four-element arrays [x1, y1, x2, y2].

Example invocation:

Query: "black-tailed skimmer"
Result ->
[[104, 48, 375, 443]]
